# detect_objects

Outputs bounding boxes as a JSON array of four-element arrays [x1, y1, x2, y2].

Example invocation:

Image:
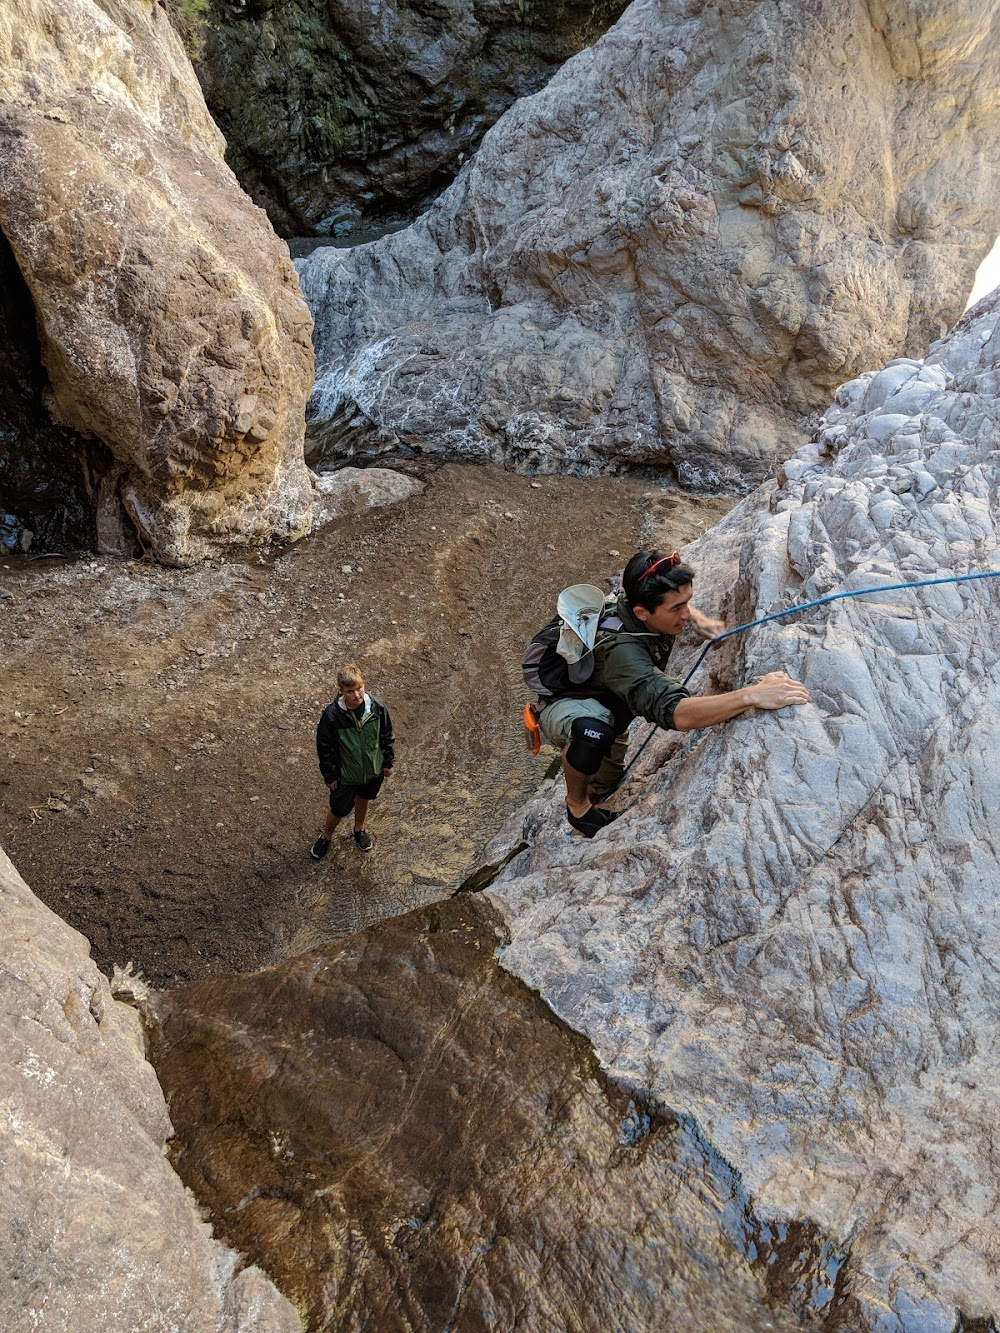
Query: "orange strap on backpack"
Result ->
[[523, 701, 542, 755]]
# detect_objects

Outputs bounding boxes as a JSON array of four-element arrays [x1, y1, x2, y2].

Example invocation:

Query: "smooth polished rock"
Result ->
[[0, 0, 315, 565], [311, 465, 425, 528], [299, 0, 1000, 489], [0, 846, 300, 1333], [486, 288, 1000, 1328], [149, 896, 829, 1332]]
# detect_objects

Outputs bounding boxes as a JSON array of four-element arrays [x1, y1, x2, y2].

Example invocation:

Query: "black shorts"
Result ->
[[328, 773, 385, 817]]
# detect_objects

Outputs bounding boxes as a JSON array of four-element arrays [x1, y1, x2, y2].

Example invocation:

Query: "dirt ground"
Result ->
[[0, 462, 731, 989]]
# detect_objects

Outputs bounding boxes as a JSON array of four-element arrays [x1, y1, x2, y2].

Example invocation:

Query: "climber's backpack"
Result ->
[[522, 615, 573, 700], [521, 602, 623, 702]]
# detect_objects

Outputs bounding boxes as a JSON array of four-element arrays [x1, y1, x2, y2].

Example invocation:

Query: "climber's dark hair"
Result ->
[[623, 549, 695, 613]]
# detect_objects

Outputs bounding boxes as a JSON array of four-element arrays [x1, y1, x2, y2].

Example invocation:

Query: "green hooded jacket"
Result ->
[[581, 590, 691, 732]]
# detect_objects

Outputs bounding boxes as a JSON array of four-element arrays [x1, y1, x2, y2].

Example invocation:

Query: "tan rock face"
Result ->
[[0, 846, 300, 1332], [299, 0, 1000, 489], [0, 0, 315, 565]]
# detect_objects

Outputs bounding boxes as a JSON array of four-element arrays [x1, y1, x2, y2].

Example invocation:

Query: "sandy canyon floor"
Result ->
[[0, 463, 731, 989]]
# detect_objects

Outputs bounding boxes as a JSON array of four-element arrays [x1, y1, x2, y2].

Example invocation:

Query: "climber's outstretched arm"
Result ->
[[672, 671, 812, 732]]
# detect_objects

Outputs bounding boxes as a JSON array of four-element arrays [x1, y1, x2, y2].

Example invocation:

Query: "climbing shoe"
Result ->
[[310, 835, 331, 860], [566, 806, 619, 838], [353, 829, 373, 853]]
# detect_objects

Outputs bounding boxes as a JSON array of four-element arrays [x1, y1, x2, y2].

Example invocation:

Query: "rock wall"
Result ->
[[195, 0, 627, 238], [149, 895, 827, 1330], [0, 846, 300, 1332], [485, 288, 1000, 1328], [0, 0, 315, 566], [298, 0, 1000, 489]]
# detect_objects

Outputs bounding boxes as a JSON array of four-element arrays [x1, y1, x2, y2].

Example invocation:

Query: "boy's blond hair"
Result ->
[[337, 664, 365, 688]]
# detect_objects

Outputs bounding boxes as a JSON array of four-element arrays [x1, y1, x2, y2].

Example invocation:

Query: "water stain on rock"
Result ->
[[149, 895, 843, 1332]]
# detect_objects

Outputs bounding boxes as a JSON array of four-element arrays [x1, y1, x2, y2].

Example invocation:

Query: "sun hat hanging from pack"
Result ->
[[555, 584, 607, 683]]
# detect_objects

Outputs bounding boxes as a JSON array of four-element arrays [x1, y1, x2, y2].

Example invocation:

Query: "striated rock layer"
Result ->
[[299, 0, 1000, 489], [0, 0, 315, 565], [0, 846, 300, 1333], [485, 288, 1000, 1328], [149, 895, 831, 1331], [196, 0, 627, 238]]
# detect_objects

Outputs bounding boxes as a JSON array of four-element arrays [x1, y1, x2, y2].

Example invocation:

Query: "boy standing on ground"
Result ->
[[310, 665, 395, 857]]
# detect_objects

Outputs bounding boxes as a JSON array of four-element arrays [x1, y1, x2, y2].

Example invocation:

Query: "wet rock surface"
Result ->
[[196, 0, 627, 238], [299, 0, 1000, 489], [0, 0, 314, 565], [149, 894, 830, 1332], [486, 290, 1000, 1327], [0, 846, 300, 1333]]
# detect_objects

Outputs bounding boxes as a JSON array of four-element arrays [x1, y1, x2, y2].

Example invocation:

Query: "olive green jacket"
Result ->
[[586, 591, 691, 731]]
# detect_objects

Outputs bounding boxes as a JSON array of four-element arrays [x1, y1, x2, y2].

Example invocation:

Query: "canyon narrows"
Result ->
[[299, 0, 1000, 489], [2, 0, 1000, 1328]]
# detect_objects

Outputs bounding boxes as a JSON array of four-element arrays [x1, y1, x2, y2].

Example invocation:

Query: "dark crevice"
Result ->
[[0, 228, 100, 555], [192, 0, 629, 240]]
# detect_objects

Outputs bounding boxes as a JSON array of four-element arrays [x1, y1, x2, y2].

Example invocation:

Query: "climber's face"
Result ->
[[633, 584, 693, 637]]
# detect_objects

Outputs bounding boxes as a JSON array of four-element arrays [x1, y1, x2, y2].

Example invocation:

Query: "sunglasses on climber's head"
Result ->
[[636, 551, 681, 584]]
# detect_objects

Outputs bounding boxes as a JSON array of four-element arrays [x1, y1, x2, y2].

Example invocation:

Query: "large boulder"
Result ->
[[0, 846, 300, 1332], [485, 287, 1000, 1327], [311, 463, 425, 527], [298, 0, 1000, 489], [0, 0, 315, 565], [195, 0, 627, 238], [148, 895, 823, 1330]]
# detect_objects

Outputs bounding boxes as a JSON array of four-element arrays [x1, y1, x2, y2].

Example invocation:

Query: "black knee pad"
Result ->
[[566, 716, 616, 776]]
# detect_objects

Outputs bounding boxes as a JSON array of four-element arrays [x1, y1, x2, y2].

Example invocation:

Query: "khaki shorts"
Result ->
[[537, 696, 629, 801], [537, 696, 617, 748]]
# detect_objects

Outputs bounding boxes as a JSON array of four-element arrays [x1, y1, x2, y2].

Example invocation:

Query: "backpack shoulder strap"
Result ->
[[594, 603, 624, 645]]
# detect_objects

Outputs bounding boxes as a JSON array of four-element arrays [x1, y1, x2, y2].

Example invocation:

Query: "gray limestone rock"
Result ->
[[311, 464, 425, 528], [487, 288, 1000, 1327], [147, 895, 818, 1331], [0, 846, 300, 1333], [299, 0, 1000, 490]]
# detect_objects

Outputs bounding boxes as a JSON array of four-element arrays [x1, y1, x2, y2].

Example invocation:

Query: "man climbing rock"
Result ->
[[535, 549, 812, 837]]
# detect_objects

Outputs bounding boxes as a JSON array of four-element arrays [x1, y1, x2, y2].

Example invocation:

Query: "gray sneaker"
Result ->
[[353, 829, 373, 853]]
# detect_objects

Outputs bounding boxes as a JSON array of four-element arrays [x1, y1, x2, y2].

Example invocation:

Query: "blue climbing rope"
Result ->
[[620, 567, 1000, 782], [680, 568, 1000, 687]]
